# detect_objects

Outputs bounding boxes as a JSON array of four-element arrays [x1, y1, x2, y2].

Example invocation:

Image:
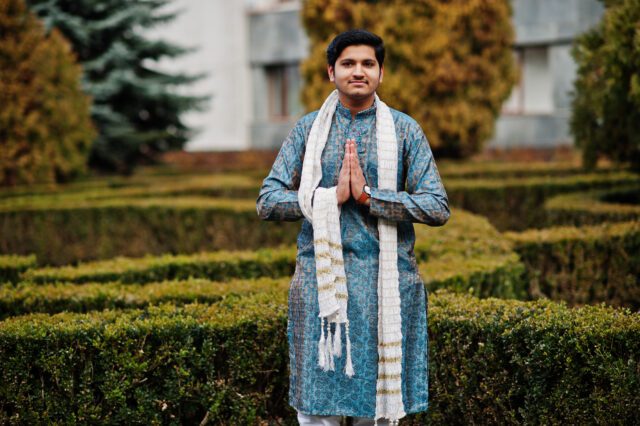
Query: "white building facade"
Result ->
[[151, 0, 604, 151]]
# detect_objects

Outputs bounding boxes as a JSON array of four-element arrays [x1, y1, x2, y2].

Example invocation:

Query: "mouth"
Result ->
[[349, 81, 367, 86]]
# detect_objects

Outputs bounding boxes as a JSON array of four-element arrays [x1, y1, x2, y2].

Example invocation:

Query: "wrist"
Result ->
[[356, 184, 371, 204]]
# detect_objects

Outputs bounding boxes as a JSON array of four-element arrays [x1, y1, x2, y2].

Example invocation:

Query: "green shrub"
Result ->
[[412, 290, 640, 425], [0, 291, 291, 424], [570, 0, 640, 171], [2, 290, 638, 424], [0, 172, 259, 201], [505, 221, 640, 310], [22, 247, 298, 285], [18, 208, 525, 303], [0, 198, 300, 265], [0, 277, 289, 319], [416, 209, 527, 300], [545, 184, 640, 226], [422, 252, 526, 301], [438, 160, 620, 179], [4, 209, 527, 318], [0, 254, 36, 283], [446, 171, 640, 231]]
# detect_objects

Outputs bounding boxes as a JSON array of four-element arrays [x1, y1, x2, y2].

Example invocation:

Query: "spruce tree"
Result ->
[[0, 0, 95, 186], [301, 0, 517, 158], [26, 0, 208, 174]]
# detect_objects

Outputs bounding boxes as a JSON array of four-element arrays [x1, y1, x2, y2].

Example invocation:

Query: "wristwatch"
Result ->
[[357, 184, 371, 204]]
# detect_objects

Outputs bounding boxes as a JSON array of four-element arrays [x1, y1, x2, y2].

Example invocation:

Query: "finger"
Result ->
[[351, 146, 358, 170], [350, 151, 356, 175]]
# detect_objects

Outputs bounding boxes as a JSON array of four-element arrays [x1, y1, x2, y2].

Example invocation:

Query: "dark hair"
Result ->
[[326, 29, 385, 68]]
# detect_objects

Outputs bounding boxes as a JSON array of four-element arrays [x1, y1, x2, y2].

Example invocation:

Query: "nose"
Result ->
[[353, 63, 364, 77]]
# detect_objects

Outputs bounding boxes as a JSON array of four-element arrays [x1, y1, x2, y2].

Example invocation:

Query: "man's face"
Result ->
[[328, 44, 383, 102]]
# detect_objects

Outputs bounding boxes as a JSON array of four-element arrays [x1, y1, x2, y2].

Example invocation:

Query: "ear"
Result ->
[[379, 65, 384, 83], [327, 64, 335, 82]]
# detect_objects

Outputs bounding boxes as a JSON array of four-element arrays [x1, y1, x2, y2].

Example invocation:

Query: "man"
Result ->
[[257, 29, 450, 426]]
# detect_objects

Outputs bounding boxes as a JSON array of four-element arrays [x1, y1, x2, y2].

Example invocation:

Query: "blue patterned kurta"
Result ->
[[256, 101, 450, 418]]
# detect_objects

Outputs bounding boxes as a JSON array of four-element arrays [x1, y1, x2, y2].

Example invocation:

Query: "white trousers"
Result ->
[[296, 410, 390, 426]]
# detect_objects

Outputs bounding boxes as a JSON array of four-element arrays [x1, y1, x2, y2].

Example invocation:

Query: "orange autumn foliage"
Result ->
[[301, 0, 517, 158], [0, 0, 95, 186]]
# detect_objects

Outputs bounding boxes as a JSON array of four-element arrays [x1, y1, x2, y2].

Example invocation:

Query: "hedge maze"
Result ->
[[0, 164, 639, 424]]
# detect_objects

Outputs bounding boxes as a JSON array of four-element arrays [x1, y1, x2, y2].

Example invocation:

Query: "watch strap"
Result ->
[[356, 185, 370, 204]]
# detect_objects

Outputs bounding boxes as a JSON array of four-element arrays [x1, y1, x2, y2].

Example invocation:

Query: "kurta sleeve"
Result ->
[[368, 123, 450, 225], [256, 120, 307, 221]]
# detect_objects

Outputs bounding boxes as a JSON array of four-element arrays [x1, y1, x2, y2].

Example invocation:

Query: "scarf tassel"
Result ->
[[317, 318, 355, 377], [317, 317, 326, 369], [374, 420, 400, 426], [332, 318, 342, 356], [345, 320, 354, 377], [327, 322, 335, 371]]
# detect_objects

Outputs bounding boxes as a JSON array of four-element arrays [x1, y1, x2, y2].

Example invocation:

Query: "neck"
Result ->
[[339, 93, 375, 118]]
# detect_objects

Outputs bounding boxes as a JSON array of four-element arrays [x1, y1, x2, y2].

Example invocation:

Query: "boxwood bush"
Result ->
[[1, 290, 638, 424], [0, 254, 37, 284], [505, 221, 640, 310], [446, 171, 640, 231], [544, 184, 640, 226]]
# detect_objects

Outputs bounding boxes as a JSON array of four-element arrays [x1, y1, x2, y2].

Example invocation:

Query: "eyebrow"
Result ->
[[340, 58, 376, 63]]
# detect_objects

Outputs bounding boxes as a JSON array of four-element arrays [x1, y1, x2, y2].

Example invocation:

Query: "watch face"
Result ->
[[364, 185, 371, 196]]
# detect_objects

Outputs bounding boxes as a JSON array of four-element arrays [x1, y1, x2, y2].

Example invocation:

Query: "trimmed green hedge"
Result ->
[[0, 199, 300, 266], [0, 173, 260, 202], [2, 290, 638, 424], [415, 209, 527, 300], [0, 291, 292, 425], [2, 165, 639, 424], [544, 184, 640, 226], [413, 290, 640, 425], [438, 160, 622, 179], [421, 252, 525, 300], [505, 221, 640, 311], [0, 254, 36, 284], [17, 208, 527, 304], [446, 171, 640, 231], [2, 208, 526, 319], [0, 277, 289, 320], [22, 247, 298, 285], [3, 170, 638, 265]]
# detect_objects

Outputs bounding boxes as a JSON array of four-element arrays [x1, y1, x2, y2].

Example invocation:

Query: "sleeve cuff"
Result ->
[[369, 187, 396, 218], [370, 187, 400, 203]]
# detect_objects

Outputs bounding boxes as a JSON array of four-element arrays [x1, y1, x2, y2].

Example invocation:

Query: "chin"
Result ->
[[347, 91, 374, 100]]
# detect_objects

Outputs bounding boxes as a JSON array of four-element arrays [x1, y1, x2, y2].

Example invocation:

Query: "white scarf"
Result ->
[[298, 89, 405, 425]]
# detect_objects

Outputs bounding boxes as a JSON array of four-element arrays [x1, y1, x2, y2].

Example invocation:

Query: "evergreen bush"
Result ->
[[570, 0, 640, 171], [300, 0, 517, 158], [0, 0, 95, 186]]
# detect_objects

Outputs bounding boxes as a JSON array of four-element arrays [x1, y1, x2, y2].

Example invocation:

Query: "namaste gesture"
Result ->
[[337, 138, 369, 206]]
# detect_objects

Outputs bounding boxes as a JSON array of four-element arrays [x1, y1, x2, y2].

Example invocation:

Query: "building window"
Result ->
[[266, 64, 301, 120], [502, 46, 553, 115]]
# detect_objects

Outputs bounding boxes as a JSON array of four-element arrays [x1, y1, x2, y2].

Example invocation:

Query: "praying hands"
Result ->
[[337, 139, 370, 206]]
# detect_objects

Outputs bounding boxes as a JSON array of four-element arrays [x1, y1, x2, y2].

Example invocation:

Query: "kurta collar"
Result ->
[[336, 99, 377, 120]]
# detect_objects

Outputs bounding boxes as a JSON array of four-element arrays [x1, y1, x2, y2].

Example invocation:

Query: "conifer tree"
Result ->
[[0, 0, 95, 186], [571, 0, 640, 171], [301, 0, 517, 158], [26, 0, 208, 174]]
